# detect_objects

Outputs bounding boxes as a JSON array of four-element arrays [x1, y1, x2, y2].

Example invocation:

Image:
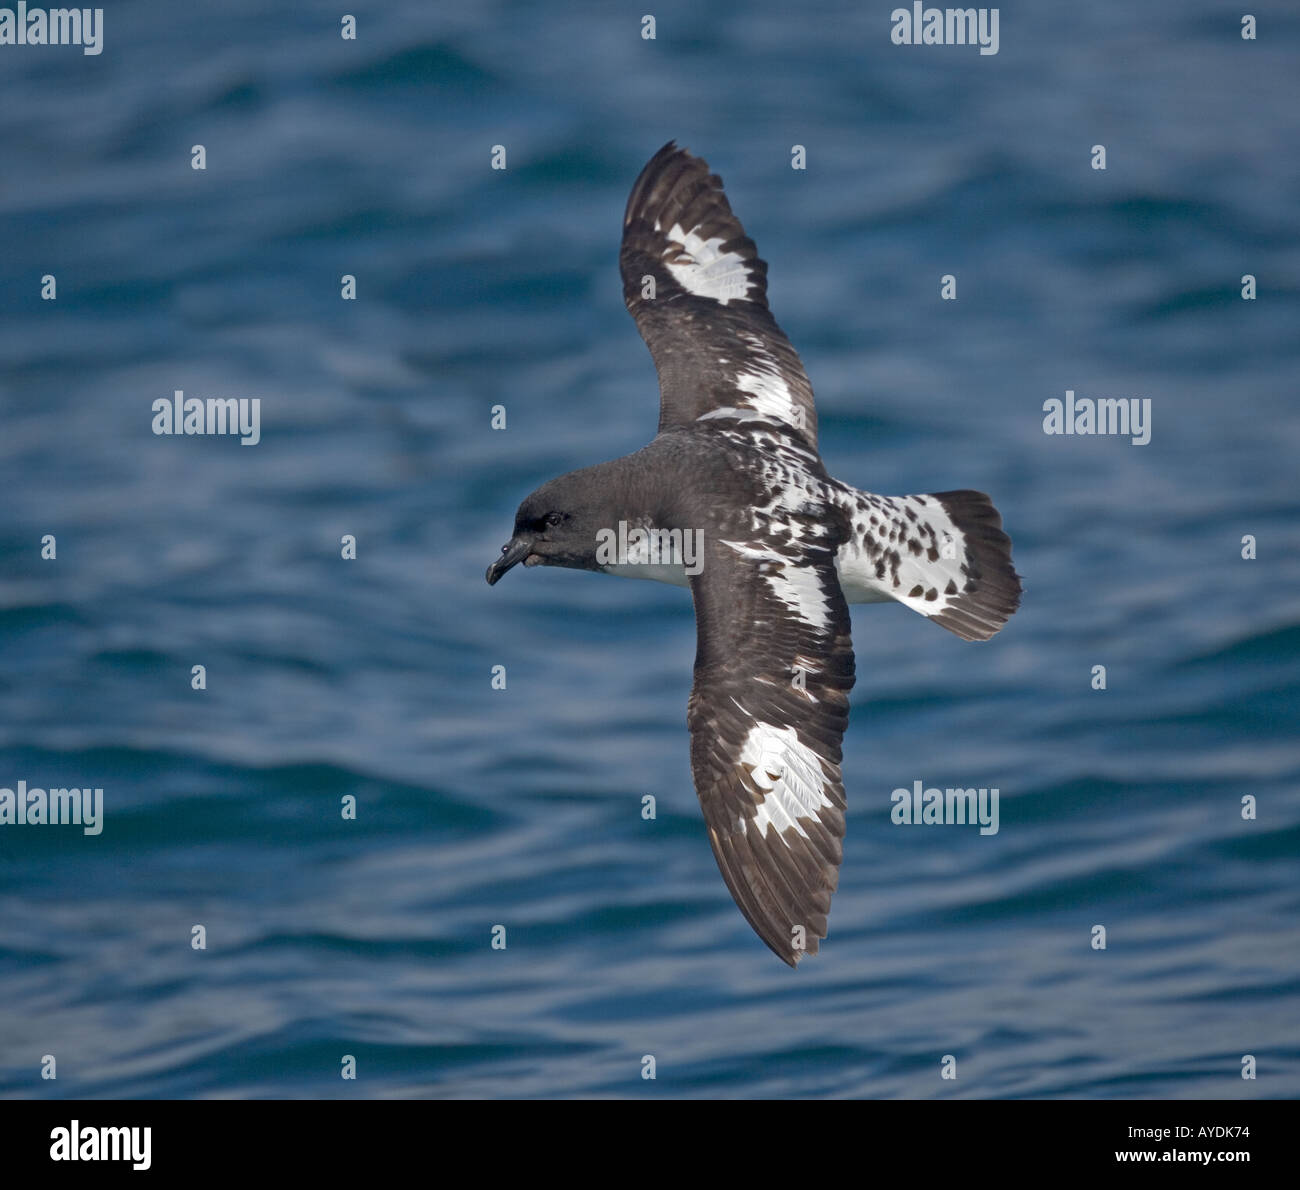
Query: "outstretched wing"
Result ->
[[620, 142, 819, 451], [687, 530, 856, 965]]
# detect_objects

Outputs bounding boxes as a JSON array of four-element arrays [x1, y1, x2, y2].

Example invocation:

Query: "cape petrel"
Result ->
[[487, 142, 1022, 965]]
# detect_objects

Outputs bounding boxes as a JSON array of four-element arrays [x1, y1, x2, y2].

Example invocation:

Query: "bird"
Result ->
[[487, 142, 1021, 966]]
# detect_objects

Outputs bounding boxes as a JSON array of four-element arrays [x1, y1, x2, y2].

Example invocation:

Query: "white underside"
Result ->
[[601, 553, 894, 603], [598, 489, 969, 619], [601, 561, 692, 588], [835, 492, 970, 618], [834, 565, 896, 604]]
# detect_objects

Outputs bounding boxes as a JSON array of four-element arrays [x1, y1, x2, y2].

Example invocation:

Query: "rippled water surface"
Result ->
[[1, 1, 1298, 1098]]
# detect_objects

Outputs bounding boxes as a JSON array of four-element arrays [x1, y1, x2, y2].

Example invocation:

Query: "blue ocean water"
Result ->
[[1, 0, 1298, 1098]]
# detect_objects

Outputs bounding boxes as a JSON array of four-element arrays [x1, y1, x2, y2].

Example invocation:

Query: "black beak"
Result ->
[[486, 536, 534, 585]]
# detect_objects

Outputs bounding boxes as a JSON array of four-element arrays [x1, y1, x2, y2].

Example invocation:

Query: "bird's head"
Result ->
[[485, 472, 606, 585]]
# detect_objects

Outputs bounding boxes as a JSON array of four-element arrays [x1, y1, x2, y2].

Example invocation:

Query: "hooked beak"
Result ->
[[486, 536, 534, 585]]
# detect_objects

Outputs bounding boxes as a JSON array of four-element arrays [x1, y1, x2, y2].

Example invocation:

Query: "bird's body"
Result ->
[[488, 143, 1021, 965]]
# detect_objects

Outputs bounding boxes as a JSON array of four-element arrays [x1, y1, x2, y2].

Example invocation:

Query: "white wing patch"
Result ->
[[738, 721, 833, 841], [722, 540, 832, 631], [734, 370, 796, 424], [696, 406, 769, 424], [661, 221, 753, 304], [730, 331, 799, 425]]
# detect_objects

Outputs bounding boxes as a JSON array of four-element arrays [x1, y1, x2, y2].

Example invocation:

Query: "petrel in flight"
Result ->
[[487, 142, 1021, 965]]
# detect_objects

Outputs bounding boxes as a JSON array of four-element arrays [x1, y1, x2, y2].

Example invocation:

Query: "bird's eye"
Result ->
[[544, 512, 564, 527]]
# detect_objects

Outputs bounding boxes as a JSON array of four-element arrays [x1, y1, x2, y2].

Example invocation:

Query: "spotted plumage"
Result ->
[[487, 142, 1022, 965]]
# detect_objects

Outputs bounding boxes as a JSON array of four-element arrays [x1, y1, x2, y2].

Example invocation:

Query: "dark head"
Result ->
[[485, 471, 608, 585]]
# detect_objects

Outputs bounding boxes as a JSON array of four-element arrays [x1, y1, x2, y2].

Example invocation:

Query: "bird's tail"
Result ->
[[839, 488, 1022, 641]]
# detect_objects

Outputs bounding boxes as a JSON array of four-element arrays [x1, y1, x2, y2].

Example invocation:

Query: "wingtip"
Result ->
[[767, 934, 817, 968], [660, 140, 705, 174]]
